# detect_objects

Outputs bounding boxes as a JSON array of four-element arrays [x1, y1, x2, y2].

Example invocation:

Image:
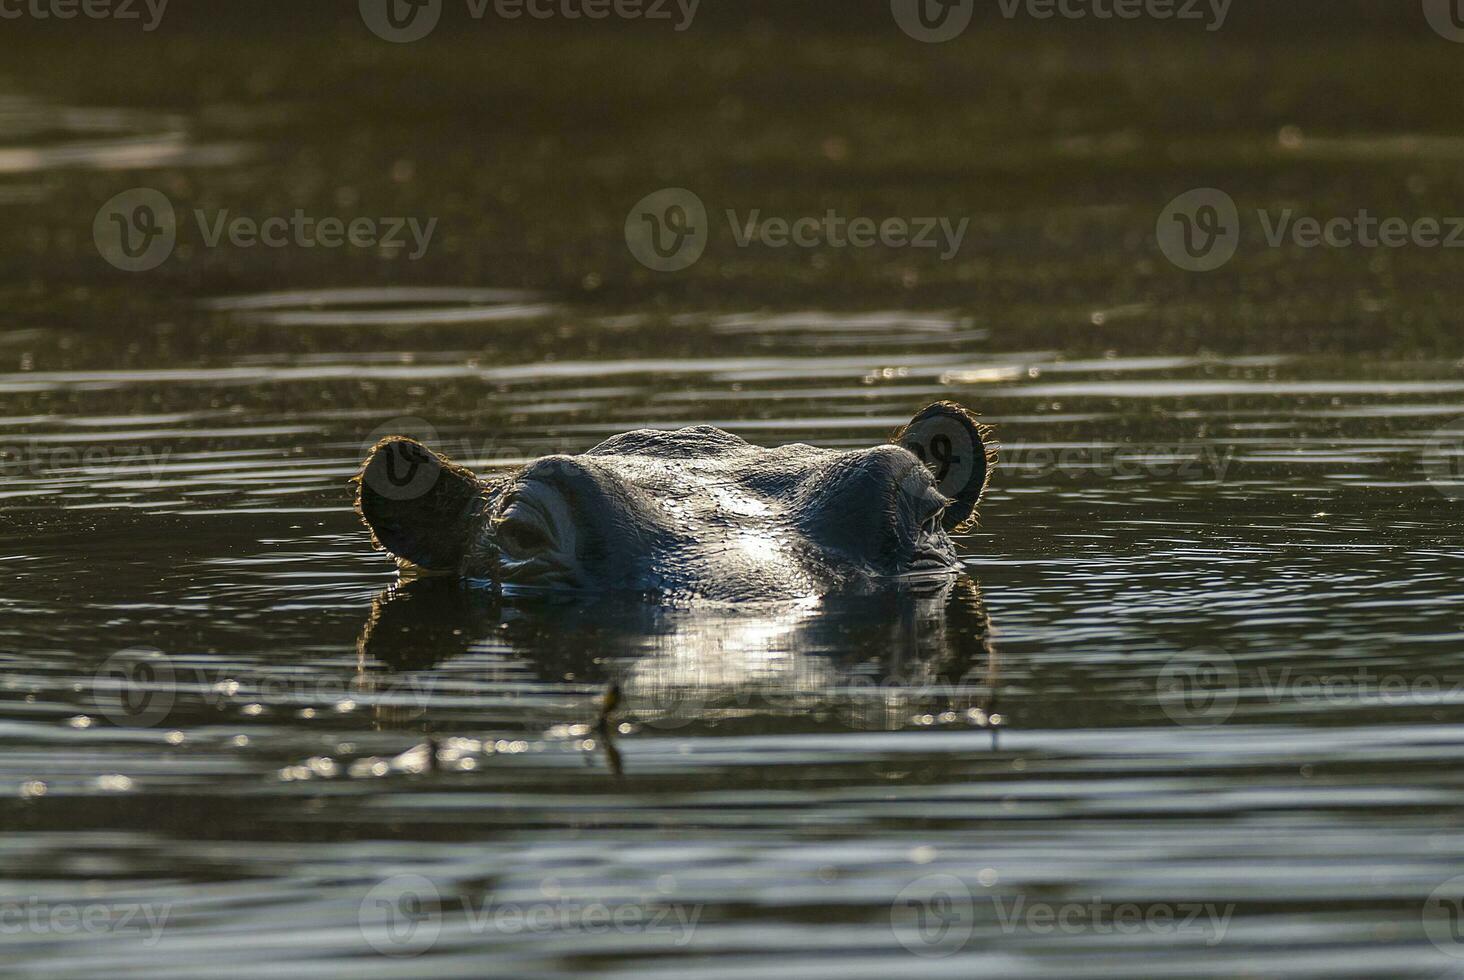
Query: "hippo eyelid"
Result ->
[[906, 472, 952, 518], [496, 514, 552, 554], [495, 495, 551, 534], [920, 488, 952, 526], [493, 480, 576, 556]]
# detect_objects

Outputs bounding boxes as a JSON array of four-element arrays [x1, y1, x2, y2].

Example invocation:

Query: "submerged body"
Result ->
[[355, 401, 994, 601]]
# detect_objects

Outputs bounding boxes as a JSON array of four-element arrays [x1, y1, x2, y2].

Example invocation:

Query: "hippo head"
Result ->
[[354, 401, 995, 600]]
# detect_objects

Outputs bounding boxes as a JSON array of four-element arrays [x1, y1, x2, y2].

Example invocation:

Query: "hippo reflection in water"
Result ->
[[354, 574, 999, 741], [354, 401, 995, 600]]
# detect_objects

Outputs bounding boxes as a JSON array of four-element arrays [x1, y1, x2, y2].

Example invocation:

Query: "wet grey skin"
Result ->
[[354, 401, 996, 601]]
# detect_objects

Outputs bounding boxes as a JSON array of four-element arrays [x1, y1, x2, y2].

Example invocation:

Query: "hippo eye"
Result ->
[[497, 514, 552, 555], [913, 487, 949, 535], [493, 483, 570, 558]]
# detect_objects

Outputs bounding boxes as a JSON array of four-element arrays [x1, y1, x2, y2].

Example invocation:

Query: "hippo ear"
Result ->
[[892, 401, 997, 532], [353, 436, 484, 573]]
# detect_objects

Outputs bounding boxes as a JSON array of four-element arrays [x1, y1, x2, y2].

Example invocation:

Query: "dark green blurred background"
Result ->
[[1, 0, 1460, 355]]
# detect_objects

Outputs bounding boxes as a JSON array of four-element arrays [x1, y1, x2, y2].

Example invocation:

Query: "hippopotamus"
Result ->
[[353, 401, 995, 601]]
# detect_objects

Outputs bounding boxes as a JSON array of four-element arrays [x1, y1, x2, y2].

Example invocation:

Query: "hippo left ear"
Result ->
[[892, 401, 997, 532], [353, 436, 485, 573]]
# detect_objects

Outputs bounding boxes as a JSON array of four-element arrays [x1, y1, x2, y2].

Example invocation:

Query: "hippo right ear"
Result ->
[[353, 437, 485, 573], [893, 401, 997, 532]]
